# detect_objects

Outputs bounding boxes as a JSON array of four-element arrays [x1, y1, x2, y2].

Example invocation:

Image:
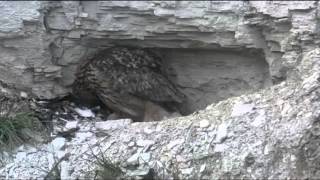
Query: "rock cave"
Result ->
[[1, 1, 320, 179], [71, 45, 271, 121]]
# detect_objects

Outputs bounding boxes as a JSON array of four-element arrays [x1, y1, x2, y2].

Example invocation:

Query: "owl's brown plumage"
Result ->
[[72, 47, 185, 121]]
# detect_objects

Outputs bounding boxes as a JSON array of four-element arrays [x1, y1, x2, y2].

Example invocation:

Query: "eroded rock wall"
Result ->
[[1, 1, 320, 179], [2, 48, 320, 179], [159, 48, 270, 113], [0, 1, 318, 100]]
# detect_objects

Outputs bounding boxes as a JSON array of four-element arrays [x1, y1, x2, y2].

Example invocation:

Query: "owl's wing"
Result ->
[[88, 47, 185, 104], [109, 68, 185, 104]]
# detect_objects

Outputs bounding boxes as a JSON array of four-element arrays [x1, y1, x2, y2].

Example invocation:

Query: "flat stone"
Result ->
[[199, 120, 210, 128], [231, 103, 255, 117]]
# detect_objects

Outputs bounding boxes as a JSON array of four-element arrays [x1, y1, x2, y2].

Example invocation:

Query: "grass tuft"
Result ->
[[0, 95, 44, 150], [85, 145, 124, 180], [0, 112, 41, 148]]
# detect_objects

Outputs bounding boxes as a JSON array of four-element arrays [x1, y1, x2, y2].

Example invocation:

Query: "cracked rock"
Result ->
[[1, 1, 320, 180], [95, 119, 132, 131]]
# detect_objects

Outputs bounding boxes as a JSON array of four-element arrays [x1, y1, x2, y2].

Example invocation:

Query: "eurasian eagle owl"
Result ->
[[72, 47, 185, 121]]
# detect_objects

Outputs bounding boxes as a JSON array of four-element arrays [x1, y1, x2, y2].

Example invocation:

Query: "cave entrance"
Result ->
[[152, 47, 271, 115], [71, 46, 271, 121]]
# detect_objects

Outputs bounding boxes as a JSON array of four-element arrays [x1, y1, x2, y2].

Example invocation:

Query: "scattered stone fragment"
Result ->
[[143, 127, 154, 134], [251, 110, 266, 127], [74, 107, 95, 118], [15, 152, 27, 162], [199, 119, 210, 128], [60, 160, 71, 179], [74, 132, 93, 143], [95, 119, 132, 131], [214, 144, 228, 152], [136, 139, 155, 147], [128, 141, 135, 147], [49, 137, 66, 151], [127, 152, 140, 165], [200, 164, 206, 173], [20, 91, 28, 98], [231, 103, 255, 117], [214, 122, 228, 143], [79, 12, 88, 18], [181, 167, 194, 175], [176, 155, 188, 163], [139, 153, 151, 163], [64, 121, 78, 130], [166, 139, 184, 149], [127, 168, 151, 177]]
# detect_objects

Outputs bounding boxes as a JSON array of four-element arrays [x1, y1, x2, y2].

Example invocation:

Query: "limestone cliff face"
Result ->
[[0, 1, 318, 100], [1, 1, 320, 179]]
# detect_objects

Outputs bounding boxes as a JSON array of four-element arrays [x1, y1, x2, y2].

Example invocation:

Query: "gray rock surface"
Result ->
[[0, 1, 318, 107], [1, 48, 320, 179], [1, 1, 320, 179]]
